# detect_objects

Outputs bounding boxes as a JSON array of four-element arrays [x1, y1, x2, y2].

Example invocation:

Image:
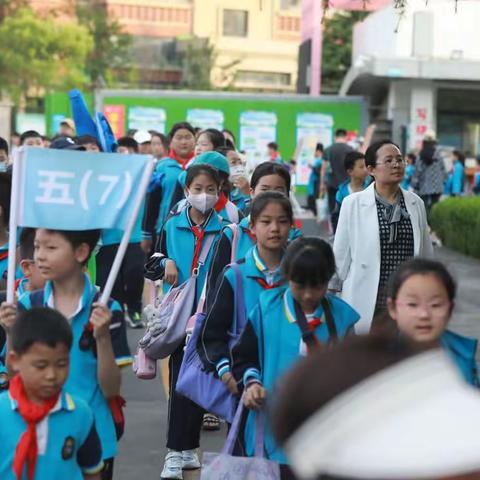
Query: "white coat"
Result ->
[[333, 183, 434, 333]]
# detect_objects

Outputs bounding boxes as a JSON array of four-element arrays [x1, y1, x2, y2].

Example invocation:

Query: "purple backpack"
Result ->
[[176, 262, 246, 423]]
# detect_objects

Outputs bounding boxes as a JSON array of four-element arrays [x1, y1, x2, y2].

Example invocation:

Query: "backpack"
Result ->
[[139, 234, 216, 360], [176, 262, 247, 422]]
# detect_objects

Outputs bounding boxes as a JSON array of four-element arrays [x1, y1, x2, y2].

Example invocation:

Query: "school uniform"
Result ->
[[230, 187, 250, 214], [18, 274, 132, 461], [335, 177, 372, 209], [96, 205, 145, 316], [474, 170, 480, 195], [0, 343, 6, 376], [307, 158, 322, 214], [401, 164, 416, 190], [148, 206, 223, 451], [0, 241, 7, 284], [199, 245, 284, 377], [0, 389, 103, 479], [441, 330, 479, 386], [232, 288, 360, 464], [142, 156, 187, 244], [205, 217, 302, 309], [451, 160, 465, 196]]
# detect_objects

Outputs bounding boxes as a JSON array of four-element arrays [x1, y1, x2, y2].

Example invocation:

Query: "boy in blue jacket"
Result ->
[[0, 307, 103, 479], [0, 229, 132, 479], [335, 151, 370, 211]]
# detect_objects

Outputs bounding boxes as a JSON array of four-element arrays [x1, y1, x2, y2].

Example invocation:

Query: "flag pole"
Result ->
[[6, 149, 23, 303], [100, 158, 155, 304]]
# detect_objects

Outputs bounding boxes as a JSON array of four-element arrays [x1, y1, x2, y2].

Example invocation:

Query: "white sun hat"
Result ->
[[286, 349, 480, 480], [133, 130, 152, 144]]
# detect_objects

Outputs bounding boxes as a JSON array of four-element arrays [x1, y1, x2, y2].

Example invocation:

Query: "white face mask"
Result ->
[[186, 191, 218, 214], [229, 165, 247, 181]]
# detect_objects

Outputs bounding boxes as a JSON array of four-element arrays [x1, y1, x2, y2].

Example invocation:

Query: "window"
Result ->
[[223, 10, 248, 37], [236, 71, 291, 87]]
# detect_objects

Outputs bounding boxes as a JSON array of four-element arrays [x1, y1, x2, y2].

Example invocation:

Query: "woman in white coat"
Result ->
[[334, 140, 433, 334]]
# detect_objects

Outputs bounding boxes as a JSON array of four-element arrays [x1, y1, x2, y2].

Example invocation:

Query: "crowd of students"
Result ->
[[0, 119, 478, 480]]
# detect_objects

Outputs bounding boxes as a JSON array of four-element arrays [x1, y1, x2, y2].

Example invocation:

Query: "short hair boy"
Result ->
[[77, 135, 101, 152], [335, 152, 370, 210], [18, 228, 45, 296], [117, 136, 138, 155], [19, 131, 43, 148], [0, 228, 132, 479], [0, 308, 103, 479]]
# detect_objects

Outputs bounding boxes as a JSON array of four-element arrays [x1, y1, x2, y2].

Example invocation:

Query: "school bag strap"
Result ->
[[227, 223, 240, 263], [230, 262, 247, 335], [225, 201, 240, 224], [192, 233, 216, 278], [293, 297, 337, 351]]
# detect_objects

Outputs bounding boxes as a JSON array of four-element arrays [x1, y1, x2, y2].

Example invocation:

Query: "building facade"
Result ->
[[95, 0, 301, 92], [341, 0, 480, 154]]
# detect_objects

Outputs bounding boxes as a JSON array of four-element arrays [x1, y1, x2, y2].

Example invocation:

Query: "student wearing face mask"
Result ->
[[224, 147, 250, 214], [146, 164, 224, 480], [169, 151, 243, 226]]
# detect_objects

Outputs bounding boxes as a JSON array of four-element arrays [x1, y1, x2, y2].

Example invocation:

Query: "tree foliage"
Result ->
[[321, 11, 367, 94], [179, 37, 216, 90], [75, 0, 132, 87], [0, 7, 93, 104]]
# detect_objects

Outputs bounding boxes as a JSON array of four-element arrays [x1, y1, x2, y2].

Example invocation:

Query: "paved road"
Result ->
[[114, 218, 480, 479]]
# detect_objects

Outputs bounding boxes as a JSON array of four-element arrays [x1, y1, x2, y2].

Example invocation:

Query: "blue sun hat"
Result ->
[[179, 151, 230, 187]]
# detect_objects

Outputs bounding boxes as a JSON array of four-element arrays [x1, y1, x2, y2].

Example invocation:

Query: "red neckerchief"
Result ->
[[307, 317, 323, 331], [270, 151, 280, 161], [214, 192, 229, 213], [169, 149, 194, 170], [0, 250, 8, 261], [243, 226, 256, 243], [9, 375, 60, 480], [255, 278, 283, 290], [190, 225, 206, 274], [294, 219, 303, 230]]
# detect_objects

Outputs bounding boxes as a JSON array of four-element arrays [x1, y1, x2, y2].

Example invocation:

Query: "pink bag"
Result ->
[[133, 348, 157, 380]]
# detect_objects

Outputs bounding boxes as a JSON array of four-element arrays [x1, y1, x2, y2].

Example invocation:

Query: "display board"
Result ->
[[45, 91, 364, 187]]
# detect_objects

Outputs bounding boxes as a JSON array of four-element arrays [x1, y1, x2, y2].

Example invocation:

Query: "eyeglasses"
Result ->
[[376, 158, 405, 168], [395, 301, 451, 316]]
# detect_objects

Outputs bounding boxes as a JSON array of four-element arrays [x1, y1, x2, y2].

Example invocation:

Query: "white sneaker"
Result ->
[[161, 450, 183, 479], [182, 449, 201, 470]]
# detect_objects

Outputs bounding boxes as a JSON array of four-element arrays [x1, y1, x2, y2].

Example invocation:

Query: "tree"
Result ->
[[176, 36, 239, 91], [75, 0, 132, 88], [0, 7, 93, 105], [321, 11, 367, 93], [0, 0, 27, 22], [179, 37, 216, 90]]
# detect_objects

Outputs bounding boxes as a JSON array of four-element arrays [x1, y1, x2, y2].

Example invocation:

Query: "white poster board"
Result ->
[[128, 107, 166, 133], [187, 109, 224, 130], [296, 113, 333, 186], [239, 111, 277, 172]]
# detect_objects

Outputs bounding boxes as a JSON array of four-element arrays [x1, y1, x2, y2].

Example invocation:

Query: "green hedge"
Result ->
[[431, 196, 480, 259]]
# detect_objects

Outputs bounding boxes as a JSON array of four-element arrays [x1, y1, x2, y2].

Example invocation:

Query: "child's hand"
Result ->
[[165, 260, 179, 286], [243, 383, 266, 410], [221, 372, 239, 395], [0, 302, 17, 334], [90, 303, 112, 340]]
